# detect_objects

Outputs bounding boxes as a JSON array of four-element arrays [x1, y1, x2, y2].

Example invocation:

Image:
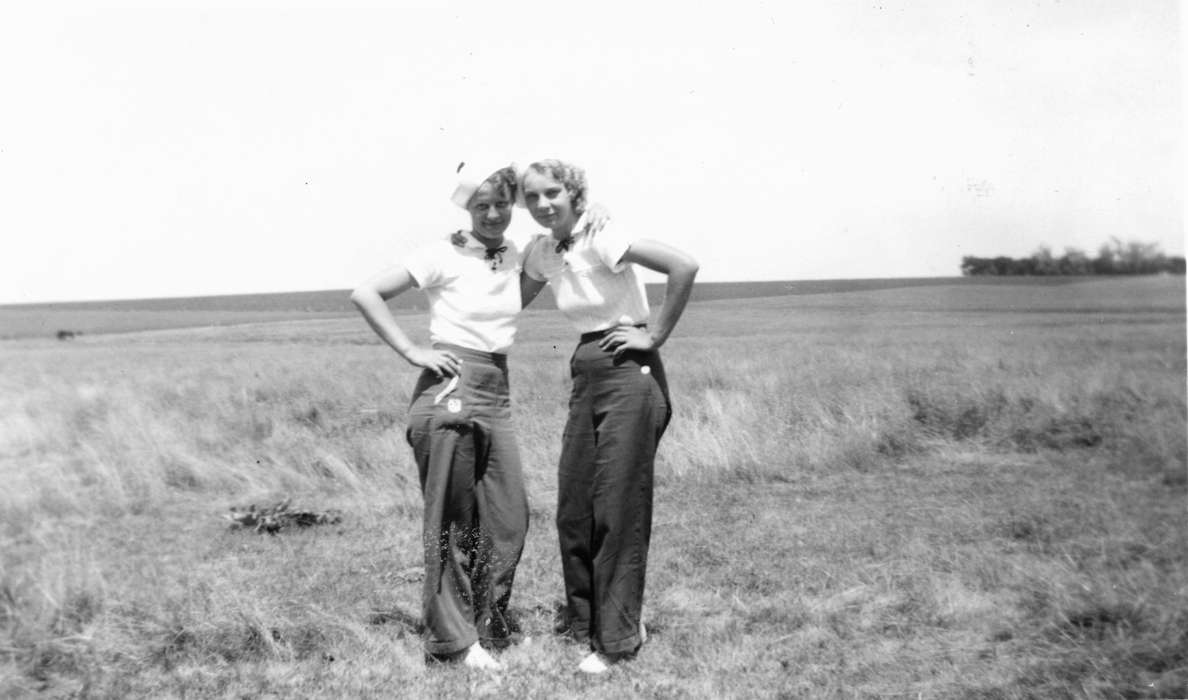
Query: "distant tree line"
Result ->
[[962, 239, 1185, 276]]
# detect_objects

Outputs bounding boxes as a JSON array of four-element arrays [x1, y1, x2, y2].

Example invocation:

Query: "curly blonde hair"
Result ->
[[524, 160, 587, 214]]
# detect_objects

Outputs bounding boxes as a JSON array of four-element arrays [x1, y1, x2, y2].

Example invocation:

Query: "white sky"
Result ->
[[0, 1, 1181, 304]]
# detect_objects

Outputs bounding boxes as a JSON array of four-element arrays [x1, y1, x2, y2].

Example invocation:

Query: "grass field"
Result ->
[[1, 276, 1185, 698], [0, 275, 1105, 339]]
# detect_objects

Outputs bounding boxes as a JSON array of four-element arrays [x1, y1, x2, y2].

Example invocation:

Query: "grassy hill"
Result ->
[[2, 275, 1185, 697], [0, 275, 1137, 340]]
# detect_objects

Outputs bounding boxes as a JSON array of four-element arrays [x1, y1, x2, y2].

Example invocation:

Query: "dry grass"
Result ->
[[1, 276, 1184, 698]]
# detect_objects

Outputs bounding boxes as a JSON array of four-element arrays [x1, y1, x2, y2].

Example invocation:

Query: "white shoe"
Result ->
[[463, 642, 502, 671], [578, 651, 613, 674]]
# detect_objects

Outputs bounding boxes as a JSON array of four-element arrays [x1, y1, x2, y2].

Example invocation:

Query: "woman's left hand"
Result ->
[[583, 202, 612, 237], [598, 325, 656, 358]]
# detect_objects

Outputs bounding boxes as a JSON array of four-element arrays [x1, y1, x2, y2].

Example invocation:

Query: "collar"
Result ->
[[550, 211, 588, 252], [453, 230, 507, 252]]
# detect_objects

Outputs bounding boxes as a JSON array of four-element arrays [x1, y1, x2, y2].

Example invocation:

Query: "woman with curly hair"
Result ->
[[519, 159, 700, 673], [350, 160, 533, 671]]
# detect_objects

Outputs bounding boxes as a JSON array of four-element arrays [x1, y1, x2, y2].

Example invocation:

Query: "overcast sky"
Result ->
[[0, 1, 1181, 304]]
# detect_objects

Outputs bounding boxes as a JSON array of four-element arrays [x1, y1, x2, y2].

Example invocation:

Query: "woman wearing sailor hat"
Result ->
[[351, 158, 537, 671]]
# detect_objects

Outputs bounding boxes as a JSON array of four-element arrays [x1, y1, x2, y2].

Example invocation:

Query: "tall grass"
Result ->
[[1, 277, 1184, 697], [5, 299, 1180, 518], [662, 310, 1184, 485]]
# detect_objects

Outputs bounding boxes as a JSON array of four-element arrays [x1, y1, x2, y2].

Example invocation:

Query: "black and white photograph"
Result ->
[[1, 1, 1183, 697]]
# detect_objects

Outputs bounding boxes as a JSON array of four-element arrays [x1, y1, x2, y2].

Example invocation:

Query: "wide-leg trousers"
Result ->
[[405, 344, 528, 656], [556, 334, 672, 655]]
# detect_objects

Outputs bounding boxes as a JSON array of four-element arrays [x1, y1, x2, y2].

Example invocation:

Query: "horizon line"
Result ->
[[1, 275, 972, 309]]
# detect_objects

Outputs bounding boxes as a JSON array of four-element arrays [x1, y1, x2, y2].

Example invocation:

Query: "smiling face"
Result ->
[[465, 177, 514, 244], [521, 168, 581, 235]]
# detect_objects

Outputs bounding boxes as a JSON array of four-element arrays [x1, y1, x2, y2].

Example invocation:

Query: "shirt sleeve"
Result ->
[[592, 222, 636, 274], [401, 241, 445, 289]]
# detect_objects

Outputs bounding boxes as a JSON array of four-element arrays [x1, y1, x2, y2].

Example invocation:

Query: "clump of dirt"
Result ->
[[224, 498, 343, 534]]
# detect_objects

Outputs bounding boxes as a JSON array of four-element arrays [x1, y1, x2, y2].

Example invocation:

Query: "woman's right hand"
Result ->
[[405, 346, 462, 377]]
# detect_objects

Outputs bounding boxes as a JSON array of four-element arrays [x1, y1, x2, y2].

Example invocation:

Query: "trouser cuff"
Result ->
[[425, 633, 478, 657], [597, 630, 643, 656]]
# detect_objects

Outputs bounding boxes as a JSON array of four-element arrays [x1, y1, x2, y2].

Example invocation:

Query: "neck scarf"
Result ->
[[484, 245, 508, 271]]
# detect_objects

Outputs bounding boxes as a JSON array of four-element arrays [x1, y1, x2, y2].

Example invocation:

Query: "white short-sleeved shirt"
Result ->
[[402, 230, 534, 353], [523, 214, 650, 333]]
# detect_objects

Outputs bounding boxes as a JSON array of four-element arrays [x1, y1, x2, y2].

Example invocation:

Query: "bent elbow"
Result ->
[[349, 287, 370, 309]]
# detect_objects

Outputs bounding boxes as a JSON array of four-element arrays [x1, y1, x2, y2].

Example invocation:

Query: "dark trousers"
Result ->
[[405, 345, 528, 656], [557, 337, 671, 655]]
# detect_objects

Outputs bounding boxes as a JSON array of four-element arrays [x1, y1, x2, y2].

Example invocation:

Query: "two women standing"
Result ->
[[352, 157, 697, 674]]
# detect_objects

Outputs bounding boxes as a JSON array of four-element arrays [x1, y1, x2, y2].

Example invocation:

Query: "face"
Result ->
[[521, 169, 578, 234], [465, 179, 514, 243]]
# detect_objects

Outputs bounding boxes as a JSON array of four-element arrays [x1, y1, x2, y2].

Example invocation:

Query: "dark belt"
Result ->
[[579, 324, 647, 343], [432, 343, 507, 369]]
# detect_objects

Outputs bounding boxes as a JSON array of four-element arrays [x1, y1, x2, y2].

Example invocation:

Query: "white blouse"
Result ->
[[402, 229, 535, 353], [523, 215, 650, 334]]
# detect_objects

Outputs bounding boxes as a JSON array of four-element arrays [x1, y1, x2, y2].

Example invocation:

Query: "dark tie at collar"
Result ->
[[484, 245, 508, 271], [554, 236, 574, 254]]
